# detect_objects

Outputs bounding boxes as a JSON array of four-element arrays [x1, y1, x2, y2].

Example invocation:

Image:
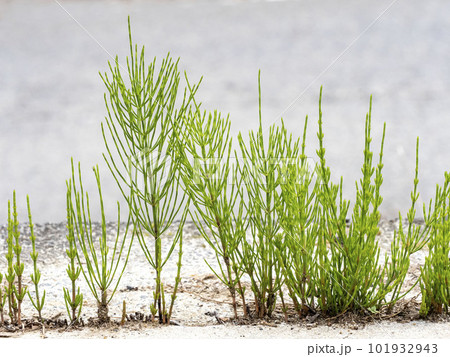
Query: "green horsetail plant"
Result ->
[[383, 139, 434, 311], [6, 192, 28, 325], [5, 201, 17, 323], [274, 115, 323, 318], [315, 88, 388, 315], [64, 187, 83, 323], [236, 72, 287, 318], [101, 18, 195, 324], [314, 89, 433, 315], [420, 172, 450, 316], [12, 194, 28, 325], [67, 159, 133, 323], [26, 196, 46, 321], [175, 89, 248, 319]]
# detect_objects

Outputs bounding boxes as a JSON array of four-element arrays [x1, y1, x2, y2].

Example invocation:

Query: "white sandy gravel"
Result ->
[[0, 220, 449, 339]]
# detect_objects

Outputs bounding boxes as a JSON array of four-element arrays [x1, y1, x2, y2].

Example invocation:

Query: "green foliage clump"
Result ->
[[101, 18, 191, 324], [1, 193, 46, 325], [67, 159, 133, 323], [96, 19, 448, 320], [315, 89, 388, 315], [420, 173, 450, 316], [237, 73, 292, 318], [176, 89, 248, 319], [1, 18, 450, 329], [382, 139, 433, 312], [313, 89, 431, 315], [274, 114, 321, 318]]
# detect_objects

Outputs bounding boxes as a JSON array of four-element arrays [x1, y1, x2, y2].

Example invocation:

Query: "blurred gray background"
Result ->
[[0, 0, 449, 223]]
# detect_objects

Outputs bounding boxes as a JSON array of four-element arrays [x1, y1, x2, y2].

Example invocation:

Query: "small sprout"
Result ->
[[5, 200, 17, 323], [26, 195, 46, 321], [64, 185, 83, 323], [5, 192, 28, 325]]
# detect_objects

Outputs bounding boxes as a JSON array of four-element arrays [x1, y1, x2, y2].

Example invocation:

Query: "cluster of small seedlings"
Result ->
[[0, 192, 46, 327], [1, 18, 449, 329]]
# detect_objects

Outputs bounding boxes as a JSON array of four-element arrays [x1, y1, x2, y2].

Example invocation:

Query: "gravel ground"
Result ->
[[0, 218, 449, 339]]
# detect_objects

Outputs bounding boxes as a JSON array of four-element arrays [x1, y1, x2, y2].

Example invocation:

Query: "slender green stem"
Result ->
[[26, 196, 46, 321]]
